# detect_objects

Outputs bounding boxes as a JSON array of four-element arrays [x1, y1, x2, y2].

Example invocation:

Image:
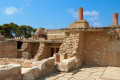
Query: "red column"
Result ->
[[56, 54, 60, 62], [79, 7, 83, 20], [113, 13, 118, 25], [32, 34, 34, 40]]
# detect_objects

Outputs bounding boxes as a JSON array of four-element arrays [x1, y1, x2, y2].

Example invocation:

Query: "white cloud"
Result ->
[[84, 10, 99, 16], [93, 22, 102, 27], [89, 16, 99, 21], [68, 8, 78, 18], [4, 7, 19, 15], [68, 8, 99, 21], [2, 0, 32, 15]]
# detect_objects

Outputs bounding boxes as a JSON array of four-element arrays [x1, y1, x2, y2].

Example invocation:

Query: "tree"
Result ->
[[0, 25, 6, 35], [0, 22, 37, 38], [39, 27, 45, 30], [2, 23, 19, 38], [18, 25, 34, 38]]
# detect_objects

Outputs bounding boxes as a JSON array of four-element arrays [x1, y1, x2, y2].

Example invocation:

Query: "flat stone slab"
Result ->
[[101, 67, 120, 80], [39, 66, 120, 80]]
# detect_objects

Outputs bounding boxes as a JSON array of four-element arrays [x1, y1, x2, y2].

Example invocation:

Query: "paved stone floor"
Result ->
[[39, 66, 120, 80]]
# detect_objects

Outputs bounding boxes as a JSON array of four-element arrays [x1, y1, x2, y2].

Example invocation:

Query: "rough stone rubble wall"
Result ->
[[58, 32, 80, 57], [57, 32, 84, 71]]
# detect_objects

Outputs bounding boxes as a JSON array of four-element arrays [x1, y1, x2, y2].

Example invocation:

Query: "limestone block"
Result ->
[[22, 67, 40, 80], [57, 57, 82, 72], [22, 52, 31, 59], [0, 64, 21, 80], [60, 54, 65, 63], [23, 57, 55, 80]]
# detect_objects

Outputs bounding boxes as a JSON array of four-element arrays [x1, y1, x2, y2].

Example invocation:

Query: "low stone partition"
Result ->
[[57, 56, 83, 72], [22, 57, 55, 80], [0, 64, 21, 80], [0, 57, 55, 80], [0, 58, 34, 68]]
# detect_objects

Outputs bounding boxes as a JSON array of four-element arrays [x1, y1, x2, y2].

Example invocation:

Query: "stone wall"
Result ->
[[46, 30, 65, 40], [34, 43, 50, 60], [57, 30, 120, 71], [56, 32, 84, 71], [0, 64, 21, 80], [107, 41, 120, 66], [83, 31, 109, 66], [34, 43, 61, 61], [0, 40, 17, 58], [83, 31, 120, 66], [0, 58, 34, 68], [20, 42, 40, 58], [58, 32, 81, 58]]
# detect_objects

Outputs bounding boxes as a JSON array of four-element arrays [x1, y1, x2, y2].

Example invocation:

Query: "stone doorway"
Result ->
[[51, 48, 59, 57], [17, 41, 23, 49]]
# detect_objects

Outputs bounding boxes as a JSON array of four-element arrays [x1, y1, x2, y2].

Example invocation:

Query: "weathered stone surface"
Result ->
[[22, 57, 55, 80], [57, 57, 82, 72], [0, 40, 17, 58], [0, 58, 34, 68], [22, 52, 31, 59], [0, 64, 21, 80], [40, 66, 120, 80]]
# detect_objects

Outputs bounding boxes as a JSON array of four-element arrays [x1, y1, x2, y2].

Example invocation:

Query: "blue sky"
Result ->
[[0, 0, 120, 29]]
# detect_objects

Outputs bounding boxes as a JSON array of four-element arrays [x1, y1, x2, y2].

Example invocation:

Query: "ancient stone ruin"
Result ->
[[0, 7, 120, 80]]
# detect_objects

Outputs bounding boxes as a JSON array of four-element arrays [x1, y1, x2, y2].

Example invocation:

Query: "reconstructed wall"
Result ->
[[83, 30, 120, 66], [34, 43, 50, 60], [0, 40, 17, 58], [57, 30, 120, 71], [34, 43, 61, 60], [0, 58, 34, 68], [20, 42, 40, 58], [46, 30, 65, 40], [57, 32, 84, 71]]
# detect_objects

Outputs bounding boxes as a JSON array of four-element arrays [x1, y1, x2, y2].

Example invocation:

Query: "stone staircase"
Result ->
[[34, 43, 45, 60]]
